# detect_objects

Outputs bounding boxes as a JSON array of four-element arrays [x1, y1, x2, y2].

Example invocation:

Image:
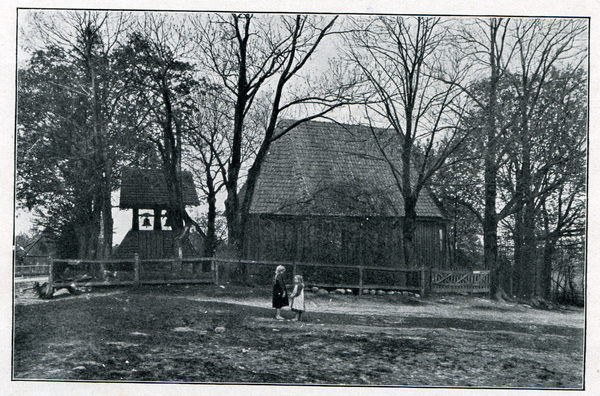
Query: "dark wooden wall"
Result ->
[[245, 214, 447, 269], [112, 230, 200, 260]]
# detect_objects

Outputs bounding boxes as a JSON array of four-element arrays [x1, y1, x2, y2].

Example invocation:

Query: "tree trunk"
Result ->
[[402, 198, 418, 269], [99, 158, 113, 258], [514, 84, 537, 299], [160, 88, 187, 233], [485, 19, 505, 300], [86, 32, 113, 261], [541, 236, 556, 300], [224, 17, 250, 253], [203, 169, 218, 257], [74, 222, 100, 260], [523, 199, 538, 298], [484, 156, 501, 297], [225, 184, 241, 250], [512, 198, 525, 296]]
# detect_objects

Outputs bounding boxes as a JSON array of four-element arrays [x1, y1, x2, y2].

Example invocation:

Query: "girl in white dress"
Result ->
[[289, 275, 305, 321]]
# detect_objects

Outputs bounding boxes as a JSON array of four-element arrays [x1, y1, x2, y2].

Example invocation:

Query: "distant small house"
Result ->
[[112, 168, 203, 260], [16, 230, 56, 266], [244, 120, 448, 284]]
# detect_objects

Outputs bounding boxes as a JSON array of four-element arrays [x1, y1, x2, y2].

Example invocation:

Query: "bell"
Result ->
[[142, 216, 152, 227]]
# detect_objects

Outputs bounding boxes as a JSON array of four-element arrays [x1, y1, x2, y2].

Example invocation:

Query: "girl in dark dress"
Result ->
[[272, 265, 289, 320]]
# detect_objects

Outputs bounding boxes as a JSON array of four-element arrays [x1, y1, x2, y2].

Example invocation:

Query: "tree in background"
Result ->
[[344, 16, 471, 268], [191, 13, 358, 255], [16, 13, 587, 304], [113, 13, 204, 241], [450, 18, 517, 299], [437, 18, 587, 301], [17, 11, 133, 259], [183, 83, 232, 257], [504, 19, 586, 299], [507, 66, 587, 299]]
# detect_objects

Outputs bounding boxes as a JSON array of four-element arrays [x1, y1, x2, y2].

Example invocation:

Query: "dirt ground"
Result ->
[[12, 282, 585, 388]]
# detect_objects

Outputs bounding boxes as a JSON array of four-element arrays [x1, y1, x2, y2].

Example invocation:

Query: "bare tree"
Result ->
[[344, 16, 470, 269], [184, 84, 233, 256], [446, 18, 518, 299], [113, 12, 204, 244], [506, 18, 587, 299], [191, 13, 358, 253], [438, 18, 586, 301]]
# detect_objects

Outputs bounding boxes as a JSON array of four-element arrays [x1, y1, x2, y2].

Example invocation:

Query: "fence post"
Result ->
[[175, 242, 183, 275], [358, 266, 364, 295], [134, 254, 140, 286], [48, 257, 54, 287], [420, 267, 426, 297], [214, 260, 219, 285]]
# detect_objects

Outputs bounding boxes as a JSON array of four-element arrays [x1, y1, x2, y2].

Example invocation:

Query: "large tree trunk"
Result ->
[[74, 225, 93, 260], [87, 32, 113, 261], [402, 197, 418, 269], [483, 122, 503, 299], [203, 169, 218, 257], [484, 142, 500, 297], [224, 16, 249, 253], [514, 88, 538, 299], [99, 159, 113, 259], [161, 89, 187, 234], [512, 199, 525, 296], [74, 220, 100, 260], [523, 200, 538, 298], [225, 184, 241, 251], [485, 19, 507, 301], [164, 162, 186, 232], [541, 236, 556, 300]]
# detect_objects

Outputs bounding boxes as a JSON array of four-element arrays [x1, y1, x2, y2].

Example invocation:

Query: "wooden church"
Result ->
[[243, 120, 449, 290]]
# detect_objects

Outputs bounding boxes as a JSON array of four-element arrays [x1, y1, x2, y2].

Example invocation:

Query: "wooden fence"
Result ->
[[15, 254, 52, 277], [431, 269, 490, 294], [47, 255, 214, 287], [15, 264, 51, 277], [41, 256, 430, 295], [232, 259, 428, 296], [32, 257, 488, 296]]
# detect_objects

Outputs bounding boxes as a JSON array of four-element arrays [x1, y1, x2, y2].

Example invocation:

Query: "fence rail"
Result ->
[[21, 256, 488, 296], [217, 259, 427, 295], [47, 256, 214, 287], [15, 264, 50, 277]]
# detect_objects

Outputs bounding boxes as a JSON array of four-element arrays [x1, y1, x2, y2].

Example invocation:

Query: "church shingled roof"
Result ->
[[249, 120, 445, 219]]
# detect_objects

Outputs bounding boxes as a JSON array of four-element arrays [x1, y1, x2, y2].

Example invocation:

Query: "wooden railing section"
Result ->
[[25, 257, 489, 296], [431, 269, 490, 293], [40, 256, 430, 295], [15, 264, 51, 277]]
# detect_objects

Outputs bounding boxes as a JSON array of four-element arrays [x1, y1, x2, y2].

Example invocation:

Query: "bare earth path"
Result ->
[[13, 283, 584, 388]]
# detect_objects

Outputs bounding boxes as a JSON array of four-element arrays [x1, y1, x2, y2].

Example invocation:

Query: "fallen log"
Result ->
[[32, 274, 93, 299]]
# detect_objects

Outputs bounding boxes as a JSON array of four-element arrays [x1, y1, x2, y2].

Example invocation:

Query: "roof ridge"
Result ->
[[279, 118, 392, 132]]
